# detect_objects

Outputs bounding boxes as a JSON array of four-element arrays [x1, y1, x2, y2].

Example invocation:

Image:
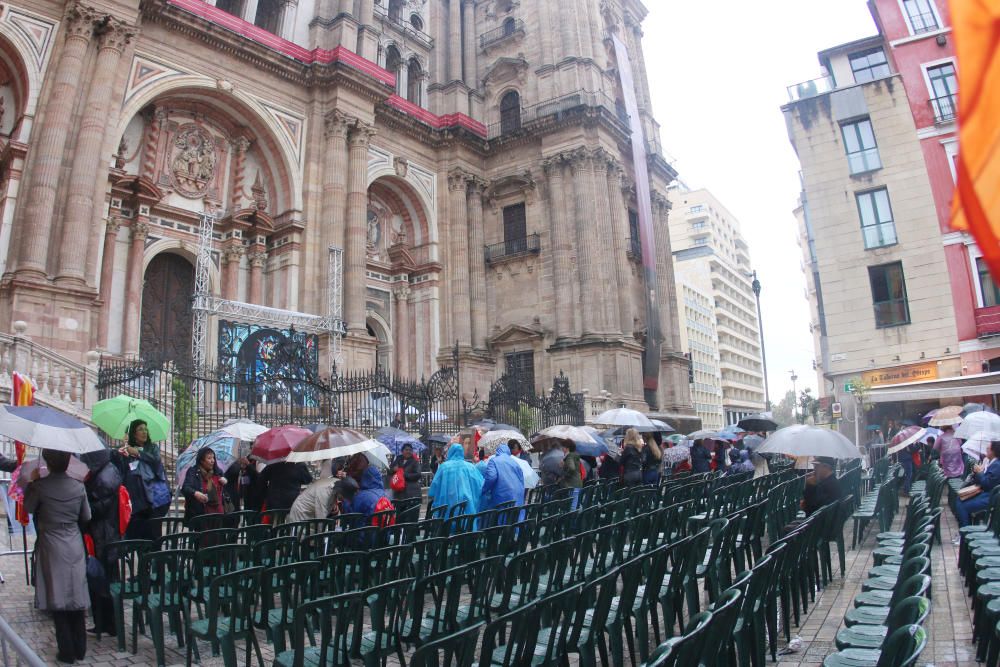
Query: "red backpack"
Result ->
[[371, 496, 396, 526]]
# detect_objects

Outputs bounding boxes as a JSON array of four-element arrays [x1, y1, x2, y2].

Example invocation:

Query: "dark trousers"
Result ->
[[52, 610, 86, 660]]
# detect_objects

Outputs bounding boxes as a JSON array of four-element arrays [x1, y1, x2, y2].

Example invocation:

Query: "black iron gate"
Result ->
[[464, 370, 585, 434]]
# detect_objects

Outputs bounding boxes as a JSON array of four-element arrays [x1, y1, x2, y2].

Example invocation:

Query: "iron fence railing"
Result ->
[[479, 19, 524, 49], [0, 615, 47, 667], [484, 233, 540, 264], [374, 6, 433, 47], [929, 93, 956, 124]]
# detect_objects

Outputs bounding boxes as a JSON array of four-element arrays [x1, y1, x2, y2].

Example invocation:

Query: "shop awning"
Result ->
[[867, 371, 1000, 403]]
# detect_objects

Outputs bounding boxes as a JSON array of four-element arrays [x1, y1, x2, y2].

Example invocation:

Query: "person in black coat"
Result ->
[[390, 443, 422, 501], [690, 439, 713, 474], [223, 456, 264, 513], [80, 449, 122, 637], [257, 460, 312, 513], [621, 429, 644, 486], [802, 457, 843, 515]]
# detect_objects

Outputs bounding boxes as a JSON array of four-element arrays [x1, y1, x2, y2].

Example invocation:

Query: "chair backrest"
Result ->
[[364, 577, 416, 659], [672, 611, 713, 665], [317, 550, 366, 596], [195, 527, 237, 548], [478, 600, 540, 666], [148, 516, 186, 536], [366, 544, 415, 587], [188, 513, 237, 531], [446, 500, 468, 518], [380, 522, 418, 547], [533, 583, 584, 664], [289, 592, 363, 667], [196, 543, 251, 586], [299, 530, 339, 561], [261, 560, 320, 629], [140, 548, 195, 609], [898, 543, 931, 563], [235, 523, 271, 546], [253, 535, 300, 567], [493, 547, 546, 613], [703, 588, 743, 666], [890, 574, 933, 607], [394, 496, 423, 523], [205, 566, 262, 638], [408, 621, 484, 667], [885, 596, 931, 634], [107, 539, 152, 591], [412, 536, 449, 577], [273, 518, 335, 539], [875, 624, 927, 667], [566, 565, 621, 650]]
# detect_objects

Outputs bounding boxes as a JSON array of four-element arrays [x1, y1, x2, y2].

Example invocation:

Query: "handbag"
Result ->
[[390, 468, 406, 492], [958, 484, 983, 501]]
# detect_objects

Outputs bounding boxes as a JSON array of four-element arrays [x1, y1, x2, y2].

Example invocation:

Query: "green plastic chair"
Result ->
[[272, 592, 363, 667], [626, 541, 678, 659], [564, 566, 621, 667], [317, 550, 366, 596], [530, 583, 584, 664], [359, 577, 414, 667], [834, 596, 930, 651], [273, 518, 335, 539], [846, 574, 931, 627], [408, 621, 484, 667], [185, 565, 264, 667], [138, 549, 197, 667], [478, 600, 541, 667], [194, 527, 238, 548], [662, 611, 712, 667], [411, 535, 449, 577], [189, 543, 251, 618], [235, 523, 271, 546], [258, 560, 320, 653], [365, 544, 414, 588], [226, 509, 260, 528], [866, 544, 931, 579], [300, 530, 339, 561], [187, 513, 237, 531], [260, 508, 289, 526], [822, 623, 927, 667], [107, 539, 153, 653], [860, 556, 930, 594], [148, 515, 186, 538], [253, 536, 300, 568], [154, 532, 198, 551], [402, 557, 499, 647], [702, 588, 743, 667]]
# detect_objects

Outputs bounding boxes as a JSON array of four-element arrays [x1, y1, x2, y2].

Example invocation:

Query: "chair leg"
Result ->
[[149, 609, 166, 667], [112, 596, 126, 653]]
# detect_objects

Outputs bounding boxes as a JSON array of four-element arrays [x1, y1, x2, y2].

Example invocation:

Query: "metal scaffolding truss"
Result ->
[[190, 209, 346, 371]]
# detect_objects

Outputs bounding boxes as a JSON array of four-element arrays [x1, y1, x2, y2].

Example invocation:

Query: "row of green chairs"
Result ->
[[852, 464, 902, 548]]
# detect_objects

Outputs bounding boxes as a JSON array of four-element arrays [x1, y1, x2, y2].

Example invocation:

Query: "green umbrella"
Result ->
[[91, 394, 171, 442]]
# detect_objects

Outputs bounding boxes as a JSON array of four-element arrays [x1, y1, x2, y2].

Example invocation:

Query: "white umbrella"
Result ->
[[919, 427, 941, 444], [513, 457, 539, 488], [687, 429, 722, 441], [956, 411, 1000, 441], [533, 425, 599, 444], [0, 405, 104, 454], [479, 429, 529, 456], [220, 418, 269, 441], [593, 408, 654, 428], [286, 436, 392, 468], [928, 405, 963, 427], [756, 425, 863, 459], [887, 426, 927, 455], [961, 432, 995, 459]]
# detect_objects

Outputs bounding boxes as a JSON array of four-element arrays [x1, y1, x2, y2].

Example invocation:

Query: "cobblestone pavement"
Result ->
[[0, 501, 979, 666]]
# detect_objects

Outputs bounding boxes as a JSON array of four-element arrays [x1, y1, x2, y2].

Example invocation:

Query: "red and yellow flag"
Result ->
[[949, 1, 1000, 275], [8, 371, 34, 525]]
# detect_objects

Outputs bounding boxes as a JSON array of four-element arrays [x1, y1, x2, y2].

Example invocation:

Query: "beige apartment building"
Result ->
[[0, 0, 698, 423], [668, 185, 765, 425], [784, 35, 966, 439], [675, 280, 724, 429]]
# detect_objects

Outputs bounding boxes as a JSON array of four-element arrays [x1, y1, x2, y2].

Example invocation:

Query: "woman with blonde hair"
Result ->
[[621, 428, 643, 486], [642, 434, 663, 485]]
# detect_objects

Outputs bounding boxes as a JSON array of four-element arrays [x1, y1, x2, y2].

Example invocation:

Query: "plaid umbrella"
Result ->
[[479, 430, 529, 456]]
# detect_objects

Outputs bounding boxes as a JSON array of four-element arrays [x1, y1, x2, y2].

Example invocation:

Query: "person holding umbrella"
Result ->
[[801, 456, 843, 515], [389, 442, 422, 502], [111, 420, 171, 541], [181, 447, 227, 526], [690, 438, 713, 474], [24, 449, 92, 663], [956, 441, 1000, 527], [560, 441, 583, 509], [80, 448, 123, 638], [223, 455, 264, 513], [620, 428, 644, 485]]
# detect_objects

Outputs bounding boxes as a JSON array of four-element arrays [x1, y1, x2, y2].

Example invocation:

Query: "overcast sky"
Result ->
[[642, 1, 878, 403]]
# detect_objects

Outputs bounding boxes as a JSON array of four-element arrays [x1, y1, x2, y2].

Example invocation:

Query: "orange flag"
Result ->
[[949, 1, 1000, 276], [9, 372, 34, 525]]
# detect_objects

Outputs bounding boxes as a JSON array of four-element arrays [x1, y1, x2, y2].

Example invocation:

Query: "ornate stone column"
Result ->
[[122, 221, 149, 356], [96, 216, 121, 349], [356, 0, 377, 59], [466, 176, 488, 350], [322, 110, 351, 314], [448, 0, 462, 82], [277, 0, 297, 40], [248, 249, 267, 305], [57, 19, 133, 286], [590, 150, 619, 335], [447, 170, 471, 347], [393, 284, 410, 376], [140, 107, 164, 182], [229, 136, 251, 211], [15, 4, 96, 277], [543, 154, 574, 341], [653, 193, 680, 351], [461, 0, 476, 87], [607, 161, 633, 335], [569, 149, 598, 335], [344, 122, 374, 333], [222, 246, 244, 301]]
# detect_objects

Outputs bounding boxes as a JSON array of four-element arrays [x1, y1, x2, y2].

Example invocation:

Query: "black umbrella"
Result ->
[[425, 433, 452, 445], [737, 414, 779, 432]]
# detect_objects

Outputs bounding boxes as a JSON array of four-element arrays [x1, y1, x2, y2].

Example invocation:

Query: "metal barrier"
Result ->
[[0, 614, 46, 667]]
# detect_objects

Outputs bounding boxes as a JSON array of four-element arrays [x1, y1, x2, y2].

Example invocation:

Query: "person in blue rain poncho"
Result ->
[[479, 444, 525, 510], [428, 443, 484, 515], [352, 466, 391, 521]]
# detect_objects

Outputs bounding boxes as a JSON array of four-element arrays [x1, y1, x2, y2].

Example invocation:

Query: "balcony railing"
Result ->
[[485, 233, 540, 264], [480, 19, 524, 49], [930, 93, 956, 124], [487, 90, 621, 139], [786, 76, 835, 102], [374, 6, 433, 47]]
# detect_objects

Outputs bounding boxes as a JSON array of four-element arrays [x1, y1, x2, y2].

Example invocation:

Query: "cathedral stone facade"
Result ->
[[0, 0, 695, 420]]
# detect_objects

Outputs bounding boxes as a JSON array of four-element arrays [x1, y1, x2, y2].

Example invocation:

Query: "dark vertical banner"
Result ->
[[612, 34, 662, 399]]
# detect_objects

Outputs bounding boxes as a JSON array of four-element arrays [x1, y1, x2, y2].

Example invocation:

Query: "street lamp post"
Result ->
[[751, 271, 770, 410], [790, 370, 799, 423]]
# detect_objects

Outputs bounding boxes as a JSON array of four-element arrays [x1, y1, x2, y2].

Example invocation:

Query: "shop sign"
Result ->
[[861, 362, 938, 387]]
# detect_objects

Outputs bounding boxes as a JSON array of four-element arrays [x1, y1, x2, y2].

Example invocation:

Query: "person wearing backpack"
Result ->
[[80, 448, 122, 638], [112, 420, 171, 541], [353, 466, 393, 523]]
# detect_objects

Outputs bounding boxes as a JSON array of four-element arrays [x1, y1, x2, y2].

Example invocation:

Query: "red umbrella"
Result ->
[[251, 425, 311, 464]]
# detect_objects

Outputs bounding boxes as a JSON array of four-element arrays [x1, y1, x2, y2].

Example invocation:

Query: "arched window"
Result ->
[[502, 17, 516, 36], [385, 46, 402, 95], [388, 0, 403, 21], [216, 0, 243, 17], [253, 0, 281, 33], [410, 13, 423, 31], [500, 90, 521, 134], [407, 58, 422, 106]]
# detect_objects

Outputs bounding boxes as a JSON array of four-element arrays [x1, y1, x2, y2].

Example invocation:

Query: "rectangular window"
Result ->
[[850, 48, 891, 84], [505, 351, 535, 390], [841, 118, 882, 174], [689, 204, 705, 214], [978, 257, 1000, 308], [927, 62, 958, 123], [856, 188, 898, 249], [502, 203, 527, 254], [628, 209, 641, 257], [903, 0, 939, 34], [868, 262, 910, 327]]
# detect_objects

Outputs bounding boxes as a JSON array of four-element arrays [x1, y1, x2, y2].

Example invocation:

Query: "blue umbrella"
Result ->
[[175, 431, 241, 484], [575, 438, 609, 457], [426, 433, 453, 445], [375, 426, 426, 455]]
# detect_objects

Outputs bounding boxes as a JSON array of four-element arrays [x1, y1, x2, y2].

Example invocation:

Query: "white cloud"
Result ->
[[643, 1, 877, 401]]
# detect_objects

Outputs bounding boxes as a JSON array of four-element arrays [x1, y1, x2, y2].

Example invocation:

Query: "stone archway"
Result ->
[[139, 252, 195, 363], [366, 315, 391, 372]]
